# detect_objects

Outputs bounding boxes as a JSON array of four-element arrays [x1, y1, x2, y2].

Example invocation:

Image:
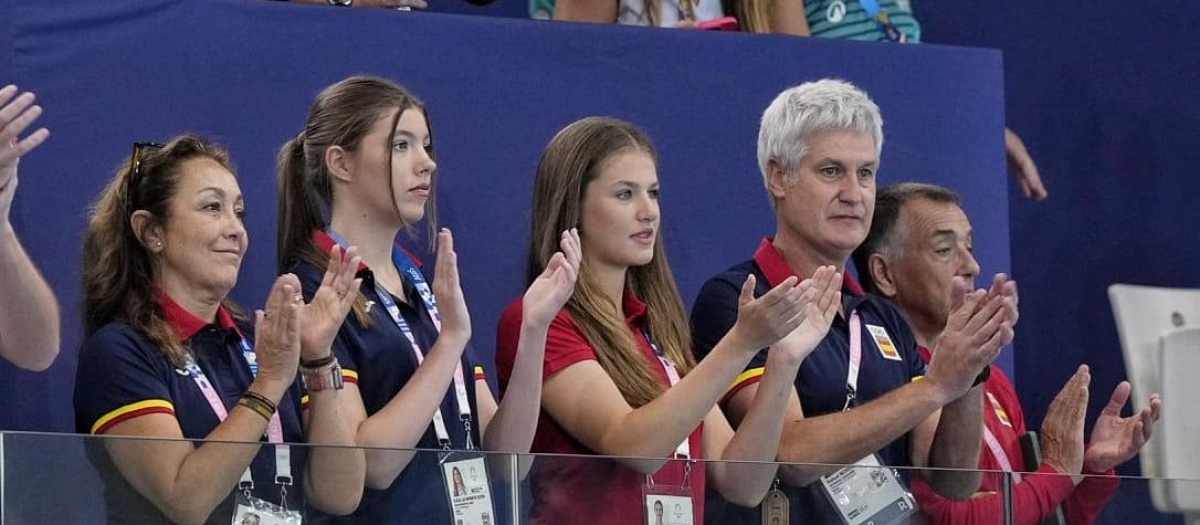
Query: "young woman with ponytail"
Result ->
[[75, 135, 365, 524], [493, 116, 844, 524], [277, 75, 579, 523]]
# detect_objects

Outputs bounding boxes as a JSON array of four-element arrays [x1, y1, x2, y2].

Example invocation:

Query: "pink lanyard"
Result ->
[[326, 229, 474, 450], [982, 410, 1021, 482], [642, 328, 691, 460], [844, 313, 863, 411], [186, 341, 291, 490]]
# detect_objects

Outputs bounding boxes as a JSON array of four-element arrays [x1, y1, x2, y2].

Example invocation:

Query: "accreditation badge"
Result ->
[[442, 455, 495, 525], [818, 453, 915, 525], [642, 459, 695, 525], [761, 480, 789, 525], [232, 491, 302, 525], [642, 487, 694, 525]]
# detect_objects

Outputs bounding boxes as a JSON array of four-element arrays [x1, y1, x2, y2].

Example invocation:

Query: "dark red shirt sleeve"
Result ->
[[1061, 467, 1120, 523], [912, 360, 1085, 524], [913, 463, 1078, 525], [495, 297, 596, 395]]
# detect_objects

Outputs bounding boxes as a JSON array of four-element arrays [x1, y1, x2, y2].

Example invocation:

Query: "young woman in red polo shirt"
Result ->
[[495, 116, 844, 524]]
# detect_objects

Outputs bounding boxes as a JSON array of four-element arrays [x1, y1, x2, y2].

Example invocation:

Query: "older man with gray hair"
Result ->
[[691, 78, 1017, 524], [852, 182, 1160, 524]]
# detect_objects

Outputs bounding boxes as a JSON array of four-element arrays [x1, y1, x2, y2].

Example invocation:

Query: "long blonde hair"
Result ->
[[529, 117, 694, 408]]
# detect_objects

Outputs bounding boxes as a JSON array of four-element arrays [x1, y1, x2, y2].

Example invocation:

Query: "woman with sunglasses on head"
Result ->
[[0, 85, 59, 372], [75, 135, 365, 525], [495, 116, 843, 524], [277, 75, 579, 523]]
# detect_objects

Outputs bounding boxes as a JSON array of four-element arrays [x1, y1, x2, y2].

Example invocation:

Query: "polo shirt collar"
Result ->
[[622, 290, 649, 324], [752, 237, 866, 296], [312, 230, 370, 273], [154, 287, 240, 341], [311, 230, 424, 274]]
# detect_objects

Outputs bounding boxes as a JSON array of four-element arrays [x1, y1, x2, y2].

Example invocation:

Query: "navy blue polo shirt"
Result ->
[[74, 292, 305, 525], [296, 231, 486, 525], [690, 237, 926, 525]]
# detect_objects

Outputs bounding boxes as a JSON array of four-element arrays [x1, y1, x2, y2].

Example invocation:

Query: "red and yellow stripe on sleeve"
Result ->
[[722, 367, 765, 405], [301, 368, 360, 409], [91, 399, 175, 435], [474, 366, 485, 382]]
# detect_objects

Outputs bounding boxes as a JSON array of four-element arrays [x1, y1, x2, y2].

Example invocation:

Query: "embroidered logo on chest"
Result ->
[[866, 324, 903, 361], [987, 392, 1013, 428]]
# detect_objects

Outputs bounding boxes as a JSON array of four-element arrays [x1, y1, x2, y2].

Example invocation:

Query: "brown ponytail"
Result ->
[[276, 75, 433, 325]]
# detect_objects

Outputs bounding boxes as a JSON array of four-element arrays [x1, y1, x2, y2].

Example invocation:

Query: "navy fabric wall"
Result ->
[[0, 0, 1009, 435], [919, 2, 1200, 524]]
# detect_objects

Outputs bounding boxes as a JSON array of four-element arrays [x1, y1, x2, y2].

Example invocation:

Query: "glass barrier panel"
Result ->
[[1016, 469, 1200, 525], [509, 452, 1012, 525], [6, 431, 1199, 525], [0, 432, 522, 525]]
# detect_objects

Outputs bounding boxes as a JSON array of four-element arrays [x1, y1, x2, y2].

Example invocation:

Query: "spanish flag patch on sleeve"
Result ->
[[722, 367, 766, 405], [91, 399, 175, 435]]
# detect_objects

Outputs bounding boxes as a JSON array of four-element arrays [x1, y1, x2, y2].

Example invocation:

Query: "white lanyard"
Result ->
[[641, 328, 691, 460], [186, 336, 292, 491], [982, 418, 1022, 483], [844, 312, 863, 411], [326, 229, 475, 450]]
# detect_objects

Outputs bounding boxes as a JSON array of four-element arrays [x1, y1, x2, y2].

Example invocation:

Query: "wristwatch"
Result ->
[[328, 0, 353, 6], [972, 365, 992, 388], [302, 359, 345, 391]]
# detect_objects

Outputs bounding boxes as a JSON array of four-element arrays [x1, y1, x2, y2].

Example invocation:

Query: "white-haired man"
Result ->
[[691, 79, 1016, 523]]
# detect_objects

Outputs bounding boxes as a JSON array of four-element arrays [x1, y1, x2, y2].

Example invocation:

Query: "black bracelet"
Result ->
[[972, 365, 992, 388], [300, 354, 336, 369], [242, 389, 278, 414]]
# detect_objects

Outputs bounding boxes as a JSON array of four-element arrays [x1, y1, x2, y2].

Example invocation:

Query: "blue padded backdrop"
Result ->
[[920, 2, 1200, 523], [0, 0, 1008, 433], [0, 1, 1011, 521]]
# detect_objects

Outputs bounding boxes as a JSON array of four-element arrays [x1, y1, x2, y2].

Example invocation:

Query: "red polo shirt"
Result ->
[[911, 346, 1119, 524], [495, 292, 705, 525]]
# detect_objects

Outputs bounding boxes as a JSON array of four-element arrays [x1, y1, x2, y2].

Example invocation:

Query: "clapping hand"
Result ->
[[1083, 381, 1162, 473], [1040, 365, 1090, 477], [771, 266, 841, 363], [0, 85, 50, 226], [523, 229, 581, 329], [730, 274, 808, 353], [300, 245, 363, 361], [254, 275, 304, 392], [432, 228, 471, 347]]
